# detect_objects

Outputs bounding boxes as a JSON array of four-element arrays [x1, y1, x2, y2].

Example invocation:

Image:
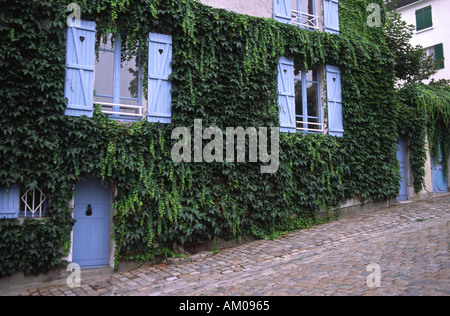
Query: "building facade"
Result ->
[[396, 0, 449, 82], [394, 0, 449, 201], [0, 0, 447, 278]]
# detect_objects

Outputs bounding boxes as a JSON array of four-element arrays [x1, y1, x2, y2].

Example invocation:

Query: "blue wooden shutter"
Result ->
[[323, 0, 340, 34], [274, 0, 292, 24], [64, 20, 96, 117], [326, 65, 344, 137], [147, 33, 173, 124], [0, 185, 20, 219], [278, 57, 296, 133]]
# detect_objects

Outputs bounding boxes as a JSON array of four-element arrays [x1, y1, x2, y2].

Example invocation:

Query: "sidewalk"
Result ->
[[4, 195, 450, 296]]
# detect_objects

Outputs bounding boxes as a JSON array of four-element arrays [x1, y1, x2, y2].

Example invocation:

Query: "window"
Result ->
[[416, 5, 432, 31], [294, 68, 323, 133], [19, 186, 47, 218], [94, 34, 146, 121], [0, 185, 47, 219], [425, 44, 445, 70], [278, 58, 343, 136], [64, 20, 173, 123], [291, 0, 319, 30], [274, 0, 339, 33]]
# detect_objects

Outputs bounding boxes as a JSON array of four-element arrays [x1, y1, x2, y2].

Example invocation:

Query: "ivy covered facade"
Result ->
[[0, 0, 448, 276]]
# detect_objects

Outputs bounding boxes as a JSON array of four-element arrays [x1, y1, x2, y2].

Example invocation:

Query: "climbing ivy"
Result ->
[[1, 0, 444, 276]]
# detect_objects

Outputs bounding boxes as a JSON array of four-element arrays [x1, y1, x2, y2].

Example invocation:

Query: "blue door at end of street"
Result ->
[[397, 136, 408, 201], [431, 146, 448, 193], [73, 176, 111, 268]]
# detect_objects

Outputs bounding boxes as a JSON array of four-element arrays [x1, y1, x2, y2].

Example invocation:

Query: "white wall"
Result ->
[[397, 0, 450, 81], [198, 0, 273, 18]]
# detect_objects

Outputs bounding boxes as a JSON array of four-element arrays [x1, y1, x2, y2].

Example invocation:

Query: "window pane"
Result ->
[[120, 54, 140, 101], [94, 50, 114, 97], [291, 0, 298, 11], [305, 70, 318, 82], [308, 117, 320, 132], [307, 82, 319, 118], [295, 79, 303, 118], [301, 0, 314, 15]]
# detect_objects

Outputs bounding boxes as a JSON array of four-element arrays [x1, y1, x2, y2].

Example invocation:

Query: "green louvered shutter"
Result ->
[[434, 43, 444, 69], [416, 6, 432, 31]]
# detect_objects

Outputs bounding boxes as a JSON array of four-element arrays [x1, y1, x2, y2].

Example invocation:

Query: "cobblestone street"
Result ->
[[7, 195, 450, 296]]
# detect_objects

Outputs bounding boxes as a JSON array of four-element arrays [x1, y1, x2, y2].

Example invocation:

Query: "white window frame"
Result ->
[[295, 67, 324, 134], [94, 34, 146, 121]]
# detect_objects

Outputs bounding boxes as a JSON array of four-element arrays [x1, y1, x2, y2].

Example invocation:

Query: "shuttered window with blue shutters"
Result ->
[[0, 185, 20, 219], [326, 65, 344, 137], [64, 20, 96, 117], [147, 33, 173, 124], [278, 57, 297, 133], [323, 0, 340, 34]]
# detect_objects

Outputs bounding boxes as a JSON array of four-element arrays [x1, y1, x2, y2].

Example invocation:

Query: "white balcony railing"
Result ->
[[296, 120, 325, 133], [291, 10, 319, 30], [95, 102, 145, 119]]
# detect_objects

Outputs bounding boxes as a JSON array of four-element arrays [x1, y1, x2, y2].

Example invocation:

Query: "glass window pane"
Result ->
[[305, 70, 318, 82], [99, 34, 114, 50], [295, 80, 303, 118], [307, 82, 319, 118], [120, 54, 139, 101], [94, 50, 114, 97], [309, 118, 320, 132]]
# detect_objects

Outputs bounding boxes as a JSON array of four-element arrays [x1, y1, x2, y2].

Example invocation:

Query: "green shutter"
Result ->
[[434, 43, 444, 69], [416, 6, 432, 31]]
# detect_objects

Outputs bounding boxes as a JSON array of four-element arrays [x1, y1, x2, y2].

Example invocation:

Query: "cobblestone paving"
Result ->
[[11, 195, 450, 296]]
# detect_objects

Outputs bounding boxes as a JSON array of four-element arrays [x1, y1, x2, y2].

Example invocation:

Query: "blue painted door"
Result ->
[[73, 176, 110, 267], [431, 146, 448, 193], [397, 136, 408, 201]]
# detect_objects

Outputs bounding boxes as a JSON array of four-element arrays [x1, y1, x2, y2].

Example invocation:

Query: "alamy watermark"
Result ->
[[367, 3, 381, 28], [67, 3, 81, 27], [66, 263, 81, 288], [366, 263, 381, 288], [171, 119, 280, 174]]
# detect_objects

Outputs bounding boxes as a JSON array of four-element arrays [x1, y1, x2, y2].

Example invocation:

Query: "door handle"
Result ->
[[86, 204, 92, 216]]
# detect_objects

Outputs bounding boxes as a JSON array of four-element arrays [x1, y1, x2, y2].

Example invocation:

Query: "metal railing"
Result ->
[[291, 10, 319, 30], [21, 187, 46, 218], [95, 101, 145, 119], [296, 120, 325, 133]]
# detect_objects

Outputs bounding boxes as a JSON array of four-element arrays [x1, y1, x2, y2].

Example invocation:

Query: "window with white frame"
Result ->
[[294, 68, 323, 133], [94, 34, 146, 121], [424, 43, 445, 70]]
